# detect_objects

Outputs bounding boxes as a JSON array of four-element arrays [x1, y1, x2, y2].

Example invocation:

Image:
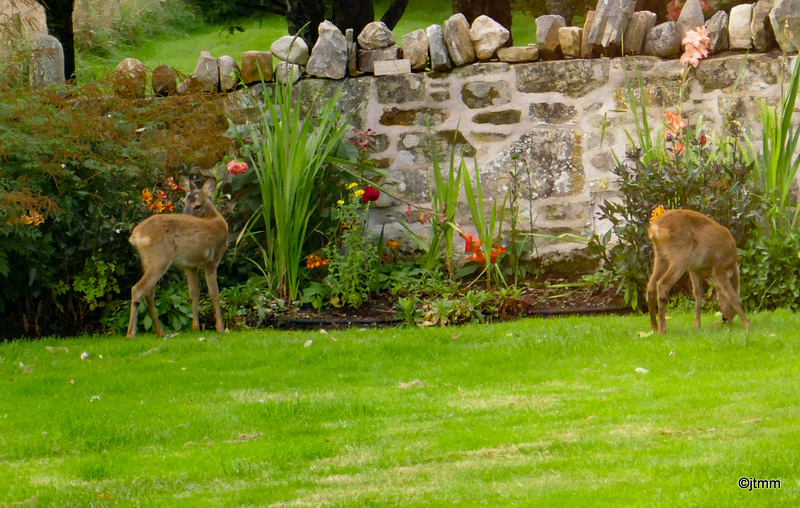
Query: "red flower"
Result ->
[[466, 250, 486, 264], [361, 186, 380, 203], [306, 254, 330, 269]]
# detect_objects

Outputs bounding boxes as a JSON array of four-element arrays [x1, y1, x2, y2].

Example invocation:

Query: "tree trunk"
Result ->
[[286, 0, 326, 47], [453, 0, 513, 45], [40, 0, 76, 82], [332, 0, 374, 38], [380, 0, 409, 30]]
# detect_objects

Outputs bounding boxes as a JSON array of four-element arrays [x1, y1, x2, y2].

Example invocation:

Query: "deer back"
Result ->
[[649, 209, 737, 274], [130, 177, 228, 269]]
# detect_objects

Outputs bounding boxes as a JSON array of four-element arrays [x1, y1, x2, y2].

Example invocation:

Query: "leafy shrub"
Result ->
[[0, 76, 234, 338], [589, 121, 762, 310]]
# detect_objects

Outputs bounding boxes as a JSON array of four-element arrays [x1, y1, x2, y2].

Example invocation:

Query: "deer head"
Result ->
[[646, 209, 752, 334], [126, 176, 228, 339]]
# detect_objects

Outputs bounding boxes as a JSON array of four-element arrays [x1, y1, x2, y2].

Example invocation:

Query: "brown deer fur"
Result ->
[[646, 209, 752, 334], [126, 177, 228, 339]]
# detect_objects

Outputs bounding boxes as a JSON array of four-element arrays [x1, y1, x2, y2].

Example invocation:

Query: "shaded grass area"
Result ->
[[1, 310, 797, 505], [88, 0, 537, 76]]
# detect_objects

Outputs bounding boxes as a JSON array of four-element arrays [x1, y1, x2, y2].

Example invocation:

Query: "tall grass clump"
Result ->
[[739, 54, 800, 311], [237, 71, 350, 301]]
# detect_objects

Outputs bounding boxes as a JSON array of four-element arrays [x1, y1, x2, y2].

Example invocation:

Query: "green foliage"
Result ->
[[304, 186, 384, 309], [102, 276, 197, 335], [396, 295, 422, 327], [237, 75, 350, 301], [219, 275, 280, 329], [459, 159, 508, 287], [755, 55, 800, 231], [0, 75, 235, 338], [396, 125, 463, 273], [589, 126, 762, 311]]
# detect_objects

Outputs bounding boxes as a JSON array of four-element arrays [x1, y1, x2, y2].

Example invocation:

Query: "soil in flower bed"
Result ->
[[261, 277, 628, 329]]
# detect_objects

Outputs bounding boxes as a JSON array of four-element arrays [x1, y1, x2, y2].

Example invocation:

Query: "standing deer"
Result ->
[[126, 176, 227, 339], [646, 209, 752, 334]]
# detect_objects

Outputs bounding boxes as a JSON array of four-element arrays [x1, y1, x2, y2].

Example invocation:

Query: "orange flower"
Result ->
[[156, 190, 168, 201], [490, 244, 507, 264], [153, 200, 166, 213], [664, 112, 686, 137], [306, 253, 330, 269], [680, 25, 710, 68], [141, 188, 154, 204], [650, 205, 667, 224], [164, 176, 180, 190], [387, 240, 399, 250], [466, 250, 486, 264], [162, 200, 175, 212]]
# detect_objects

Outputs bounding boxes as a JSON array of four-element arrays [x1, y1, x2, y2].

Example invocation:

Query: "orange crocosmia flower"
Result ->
[[672, 139, 686, 155], [20, 214, 33, 225], [162, 200, 175, 212], [387, 240, 399, 250], [164, 176, 180, 190], [141, 188, 154, 203], [156, 190, 168, 200], [153, 200, 166, 213]]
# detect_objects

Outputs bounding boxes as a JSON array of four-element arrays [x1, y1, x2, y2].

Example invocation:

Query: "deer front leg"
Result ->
[[204, 265, 224, 333], [185, 268, 201, 331], [647, 253, 666, 332]]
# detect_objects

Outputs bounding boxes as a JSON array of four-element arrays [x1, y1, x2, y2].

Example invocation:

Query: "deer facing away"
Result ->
[[126, 177, 227, 339], [646, 209, 752, 334]]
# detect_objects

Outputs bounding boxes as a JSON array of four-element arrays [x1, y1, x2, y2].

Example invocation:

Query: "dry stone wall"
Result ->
[[286, 51, 788, 258]]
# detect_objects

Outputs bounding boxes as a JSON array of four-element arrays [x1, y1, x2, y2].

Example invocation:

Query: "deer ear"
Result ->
[[201, 178, 217, 197], [178, 175, 192, 192]]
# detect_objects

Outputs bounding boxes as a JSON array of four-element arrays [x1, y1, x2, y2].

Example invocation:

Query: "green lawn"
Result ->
[[1, 310, 797, 506], [82, 1, 537, 77]]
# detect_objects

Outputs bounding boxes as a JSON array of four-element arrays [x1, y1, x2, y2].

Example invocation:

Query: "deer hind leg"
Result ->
[[654, 257, 691, 334], [711, 265, 752, 330], [204, 264, 224, 333], [647, 251, 668, 332], [127, 261, 170, 339], [185, 268, 201, 331], [688, 270, 704, 329]]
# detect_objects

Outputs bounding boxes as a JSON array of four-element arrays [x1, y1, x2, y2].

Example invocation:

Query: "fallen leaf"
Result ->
[[585, 413, 597, 420], [669, 350, 675, 357], [636, 331, 653, 338], [635, 367, 649, 374], [661, 429, 678, 435], [304, 340, 313, 348]]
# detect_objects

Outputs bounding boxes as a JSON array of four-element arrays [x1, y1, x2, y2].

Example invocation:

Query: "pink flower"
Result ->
[[227, 159, 249, 175], [680, 26, 710, 68]]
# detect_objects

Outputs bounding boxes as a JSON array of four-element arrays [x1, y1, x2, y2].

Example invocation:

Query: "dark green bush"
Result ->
[[589, 127, 763, 310], [0, 78, 234, 338]]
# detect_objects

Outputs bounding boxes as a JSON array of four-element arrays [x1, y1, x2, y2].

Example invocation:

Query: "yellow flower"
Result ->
[[337, 199, 345, 205], [348, 182, 359, 189], [354, 189, 365, 197], [650, 205, 667, 224]]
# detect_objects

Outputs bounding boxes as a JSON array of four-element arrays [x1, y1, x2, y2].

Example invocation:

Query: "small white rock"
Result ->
[[80, 352, 89, 361], [635, 367, 649, 374], [304, 340, 313, 348]]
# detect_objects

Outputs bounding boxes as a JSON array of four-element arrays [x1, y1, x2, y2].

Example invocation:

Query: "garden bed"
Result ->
[[263, 276, 627, 329]]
